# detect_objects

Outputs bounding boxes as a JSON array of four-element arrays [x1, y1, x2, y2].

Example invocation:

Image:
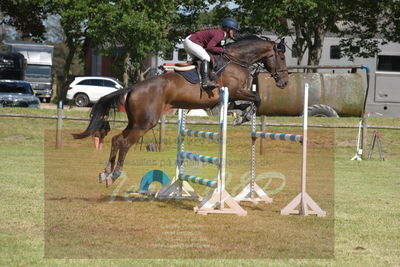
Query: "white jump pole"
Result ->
[[280, 83, 326, 217], [300, 82, 309, 214], [351, 120, 363, 161], [218, 86, 228, 207]]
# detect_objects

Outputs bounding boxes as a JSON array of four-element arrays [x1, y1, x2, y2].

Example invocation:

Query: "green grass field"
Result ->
[[0, 107, 399, 266]]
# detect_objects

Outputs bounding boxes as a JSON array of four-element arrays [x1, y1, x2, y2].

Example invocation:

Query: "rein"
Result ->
[[221, 52, 253, 69], [222, 47, 287, 81], [220, 52, 263, 90]]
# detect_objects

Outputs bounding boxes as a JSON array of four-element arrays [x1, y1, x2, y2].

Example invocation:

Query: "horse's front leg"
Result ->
[[235, 89, 260, 107], [231, 89, 259, 125], [231, 102, 257, 125]]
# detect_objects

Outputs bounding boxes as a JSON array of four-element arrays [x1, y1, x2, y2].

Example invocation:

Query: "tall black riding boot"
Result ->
[[201, 60, 219, 89]]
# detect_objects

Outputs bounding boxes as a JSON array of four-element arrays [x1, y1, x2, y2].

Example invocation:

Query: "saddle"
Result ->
[[163, 55, 216, 71], [162, 55, 226, 85], [163, 62, 197, 72]]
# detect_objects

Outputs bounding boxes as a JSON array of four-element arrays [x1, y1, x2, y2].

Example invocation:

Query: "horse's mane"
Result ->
[[236, 35, 271, 42], [225, 35, 273, 49]]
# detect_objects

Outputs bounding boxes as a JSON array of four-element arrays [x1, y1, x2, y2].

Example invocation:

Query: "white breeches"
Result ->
[[183, 35, 210, 62]]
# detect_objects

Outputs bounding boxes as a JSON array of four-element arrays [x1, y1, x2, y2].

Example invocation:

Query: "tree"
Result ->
[[0, 0, 49, 40], [337, 1, 384, 60], [379, 0, 400, 43], [87, 1, 179, 83], [225, 0, 389, 66], [222, 0, 340, 66], [49, 0, 185, 95], [47, 0, 95, 100]]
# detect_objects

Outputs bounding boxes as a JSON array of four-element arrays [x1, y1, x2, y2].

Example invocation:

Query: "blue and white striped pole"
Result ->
[[176, 108, 185, 194]]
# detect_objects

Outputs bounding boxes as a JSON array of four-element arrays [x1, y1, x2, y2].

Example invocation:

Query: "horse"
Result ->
[[73, 36, 288, 187]]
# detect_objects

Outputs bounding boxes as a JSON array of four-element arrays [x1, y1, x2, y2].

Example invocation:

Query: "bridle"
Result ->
[[221, 41, 288, 80], [221, 52, 253, 69], [264, 43, 288, 81]]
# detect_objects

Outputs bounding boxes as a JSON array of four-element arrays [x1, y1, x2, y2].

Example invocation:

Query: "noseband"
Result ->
[[265, 43, 288, 81]]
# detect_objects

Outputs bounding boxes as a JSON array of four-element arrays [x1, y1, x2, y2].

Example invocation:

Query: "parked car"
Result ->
[[66, 76, 124, 107], [0, 80, 40, 108]]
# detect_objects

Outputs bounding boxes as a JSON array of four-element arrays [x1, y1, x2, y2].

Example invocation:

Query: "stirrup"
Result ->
[[201, 81, 218, 90]]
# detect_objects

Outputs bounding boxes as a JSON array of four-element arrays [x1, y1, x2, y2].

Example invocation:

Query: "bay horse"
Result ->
[[73, 36, 288, 187]]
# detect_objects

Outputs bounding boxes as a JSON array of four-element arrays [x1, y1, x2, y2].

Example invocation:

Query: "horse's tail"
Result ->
[[72, 88, 131, 139]]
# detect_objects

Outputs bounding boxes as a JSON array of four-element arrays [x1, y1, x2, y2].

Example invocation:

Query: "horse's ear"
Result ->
[[277, 38, 286, 53]]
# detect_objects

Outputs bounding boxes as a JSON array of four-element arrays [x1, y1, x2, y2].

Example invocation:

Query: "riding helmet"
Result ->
[[222, 18, 239, 31]]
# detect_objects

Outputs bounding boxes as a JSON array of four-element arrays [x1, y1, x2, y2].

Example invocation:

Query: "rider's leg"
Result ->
[[183, 37, 218, 89], [200, 60, 218, 88], [183, 36, 210, 61]]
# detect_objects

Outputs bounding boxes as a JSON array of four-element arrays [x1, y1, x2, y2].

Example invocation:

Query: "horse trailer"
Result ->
[[2, 40, 54, 103]]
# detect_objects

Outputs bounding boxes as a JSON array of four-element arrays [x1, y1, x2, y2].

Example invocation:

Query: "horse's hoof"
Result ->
[[105, 171, 121, 188], [106, 177, 114, 188], [232, 117, 244, 126], [99, 172, 108, 183], [243, 114, 252, 123], [111, 171, 121, 180]]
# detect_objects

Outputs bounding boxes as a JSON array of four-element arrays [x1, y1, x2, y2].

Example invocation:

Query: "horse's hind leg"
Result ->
[[105, 128, 148, 187], [99, 132, 123, 183]]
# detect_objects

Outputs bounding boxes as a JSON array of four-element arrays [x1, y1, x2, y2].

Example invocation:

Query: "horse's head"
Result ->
[[263, 39, 289, 89], [223, 36, 289, 88]]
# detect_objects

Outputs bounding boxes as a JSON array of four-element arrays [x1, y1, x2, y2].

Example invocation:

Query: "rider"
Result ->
[[183, 18, 239, 89]]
